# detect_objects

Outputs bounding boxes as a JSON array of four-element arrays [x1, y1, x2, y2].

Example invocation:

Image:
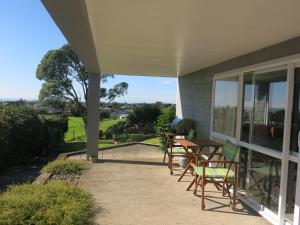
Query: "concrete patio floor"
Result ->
[[70, 144, 270, 225]]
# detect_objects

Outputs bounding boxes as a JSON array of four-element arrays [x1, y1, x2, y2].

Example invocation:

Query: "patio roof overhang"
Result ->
[[42, 0, 300, 77]]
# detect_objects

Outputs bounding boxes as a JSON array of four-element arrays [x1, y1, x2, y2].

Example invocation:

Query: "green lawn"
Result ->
[[56, 117, 120, 153], [142, 137, 161, 146], [64, 116, 121, 141]]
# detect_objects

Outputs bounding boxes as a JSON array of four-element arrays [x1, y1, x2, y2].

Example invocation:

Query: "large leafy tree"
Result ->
[[36, 44, 128, 131]]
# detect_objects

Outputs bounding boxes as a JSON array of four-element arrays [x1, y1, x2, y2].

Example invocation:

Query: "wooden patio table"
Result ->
[[175, 139, 223, 182]]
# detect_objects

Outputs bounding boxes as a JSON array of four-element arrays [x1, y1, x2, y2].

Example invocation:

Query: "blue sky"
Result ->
[[0, 1, 176, 103]]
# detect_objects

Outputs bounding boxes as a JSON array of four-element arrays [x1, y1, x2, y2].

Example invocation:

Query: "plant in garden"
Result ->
[[155, 106, 176, 149], [0, 105, 67, 170], [0, 182, 94, 225], [127, 104, 161, 133], [42, 158, 86, 174]]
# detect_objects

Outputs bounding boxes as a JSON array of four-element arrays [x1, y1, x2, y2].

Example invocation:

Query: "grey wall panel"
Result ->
[[177, 36, 300, 138]]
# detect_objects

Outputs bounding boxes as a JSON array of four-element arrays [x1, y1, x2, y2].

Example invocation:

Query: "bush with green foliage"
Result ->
[[105, 120, 130, 139], [40, 114, 68, 148], [155, 107, 176, 149], [0, 105, 68, 170], [0, 181, 94, 225], [127, 104, 160, 133], [42, 158, 86, 174]]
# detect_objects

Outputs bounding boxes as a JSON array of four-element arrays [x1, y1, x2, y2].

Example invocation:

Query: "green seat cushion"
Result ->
[[172, 147, 193, 153], [194, 167, 235, 179]]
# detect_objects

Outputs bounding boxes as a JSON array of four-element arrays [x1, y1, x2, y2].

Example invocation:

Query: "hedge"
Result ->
[[0, 105, 68, 170]]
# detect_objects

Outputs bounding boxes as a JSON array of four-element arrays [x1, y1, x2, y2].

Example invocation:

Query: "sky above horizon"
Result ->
[[0, 1, 176, 103]]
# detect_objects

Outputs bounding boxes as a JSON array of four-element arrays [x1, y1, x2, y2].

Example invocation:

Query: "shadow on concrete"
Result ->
[[95, 159, 166, 167], [191, 193, 261, 217]]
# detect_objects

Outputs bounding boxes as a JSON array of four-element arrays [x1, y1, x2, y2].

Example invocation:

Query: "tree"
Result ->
[[36, 44, 128, 132], [127, 104, 161, 133]]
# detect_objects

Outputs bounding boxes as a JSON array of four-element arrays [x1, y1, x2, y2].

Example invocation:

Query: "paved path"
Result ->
[[71, 144, 270, 225]]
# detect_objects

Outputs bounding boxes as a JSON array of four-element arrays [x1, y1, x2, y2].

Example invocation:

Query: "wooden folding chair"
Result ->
[[187, 139, 240, 210]]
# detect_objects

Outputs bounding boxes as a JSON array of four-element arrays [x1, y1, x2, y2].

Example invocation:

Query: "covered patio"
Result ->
[[70, 144, 269, 225], [41, 1, 300, 224]]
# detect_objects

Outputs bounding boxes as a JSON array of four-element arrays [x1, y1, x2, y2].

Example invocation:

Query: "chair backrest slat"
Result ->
[[222, 140, 239, 162]]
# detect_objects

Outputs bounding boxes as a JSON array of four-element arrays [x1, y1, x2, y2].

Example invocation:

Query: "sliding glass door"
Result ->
[[212, 63, 300, 224], [238, 66, 287, 214]]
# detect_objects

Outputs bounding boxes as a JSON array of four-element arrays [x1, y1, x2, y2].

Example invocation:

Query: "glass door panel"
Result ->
[[241, 68, 287, 151], [248, 150, 281, 213]]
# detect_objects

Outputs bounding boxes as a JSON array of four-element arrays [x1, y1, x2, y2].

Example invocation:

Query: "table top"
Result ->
[[174, 139, 223, 148]]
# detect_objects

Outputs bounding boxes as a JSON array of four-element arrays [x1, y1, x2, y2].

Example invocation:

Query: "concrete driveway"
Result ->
[[70, 144, 270, 225]]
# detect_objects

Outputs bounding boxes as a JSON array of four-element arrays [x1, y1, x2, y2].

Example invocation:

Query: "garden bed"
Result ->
[[42, 157, 87, 185]]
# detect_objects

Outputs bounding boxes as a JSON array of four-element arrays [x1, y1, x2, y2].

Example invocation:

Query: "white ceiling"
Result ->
[[43, 0, 300, 77]]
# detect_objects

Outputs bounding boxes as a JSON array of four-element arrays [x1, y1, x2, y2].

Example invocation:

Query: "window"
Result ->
[[241, 67, 287, 151], [212, 76, 238, 137]]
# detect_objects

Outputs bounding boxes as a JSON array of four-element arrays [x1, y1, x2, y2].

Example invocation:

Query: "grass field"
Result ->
[[64, 117, 121, 141], [141, 137, 161, 146], [56, 117, 120, 152], [58, 116, 160, 153]]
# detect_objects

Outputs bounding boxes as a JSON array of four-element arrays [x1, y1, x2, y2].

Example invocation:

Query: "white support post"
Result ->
[[278, 63, 294, 224], [86, 73, 100, 161], [175, 77, 183, 118]]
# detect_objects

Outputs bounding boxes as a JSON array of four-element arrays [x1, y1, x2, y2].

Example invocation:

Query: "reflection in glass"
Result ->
[[213, 76, 238, 137], [241, 68, 287, 151], [285, 162, 297, 223], [238, 147, 249, 194], [247, 150, 281, 213]]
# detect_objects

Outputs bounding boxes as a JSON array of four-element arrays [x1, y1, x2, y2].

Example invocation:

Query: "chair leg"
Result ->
[[187, 177, 196, 191], [178, 161, 191, 182], [222, 183, 226, 196], [163, 149, 167, 163], [231, 184, 237, 209], [194, 175, 201, 195], [169, 156, 173, 175], [201, 179, 205, 210]]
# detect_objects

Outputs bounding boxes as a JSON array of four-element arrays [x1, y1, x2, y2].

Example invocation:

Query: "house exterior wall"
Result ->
[[176, 36, 300, 138]]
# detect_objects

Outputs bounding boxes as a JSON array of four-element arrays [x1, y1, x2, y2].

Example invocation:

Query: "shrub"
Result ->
[[42, 159, 86, 174], [155, 106, 176, 149], [0, 105, 44, 168], [0, 105, 68, 170], [105, 120, 130, 140], [40, 114, 68, 148], [0, 182, 94, 225], [127, 104, 161, 133]]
